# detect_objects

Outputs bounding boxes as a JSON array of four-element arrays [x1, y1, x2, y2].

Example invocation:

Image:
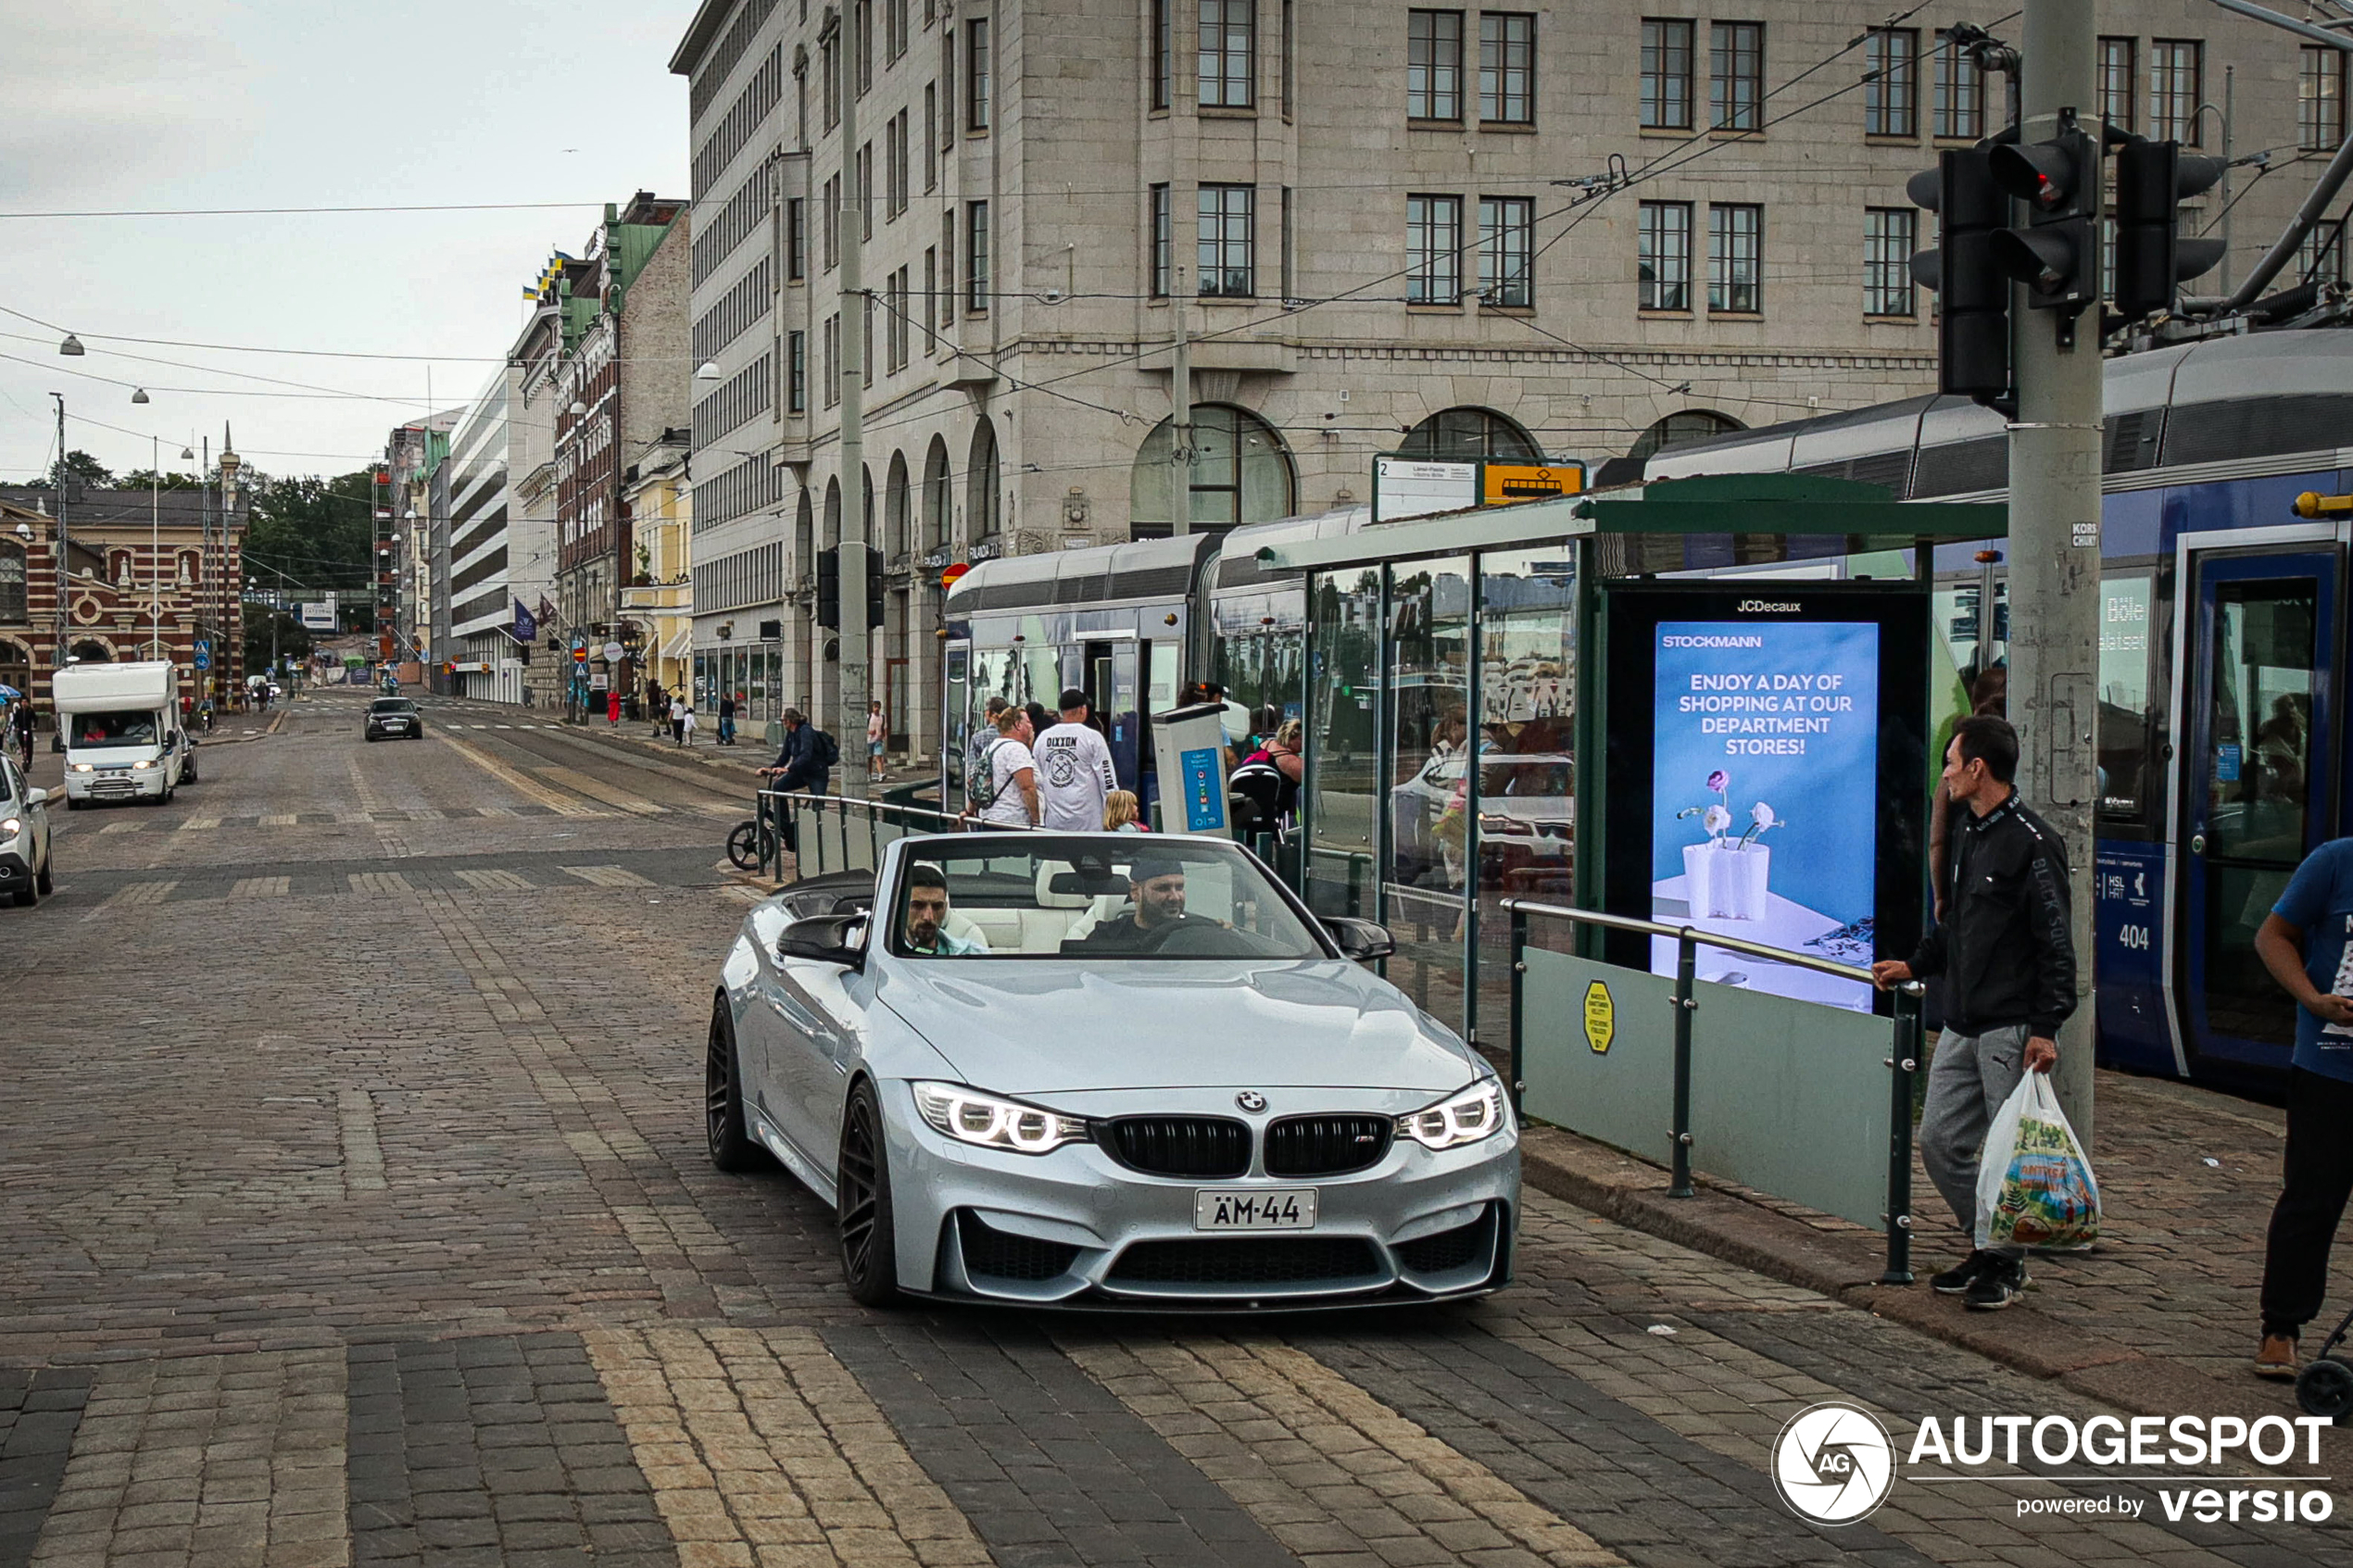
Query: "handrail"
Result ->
[[756, 788, 965, 826], [1500, 897, 1880, 988]]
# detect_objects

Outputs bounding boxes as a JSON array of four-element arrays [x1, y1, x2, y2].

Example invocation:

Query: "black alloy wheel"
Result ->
[[705, 1000, 760, 1172], [836, 1081, 900, 1307]]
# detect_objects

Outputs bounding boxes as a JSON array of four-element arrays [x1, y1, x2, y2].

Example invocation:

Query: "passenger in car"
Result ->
[[1068, 857, 1189, 952], [902, 863, 989, 956]]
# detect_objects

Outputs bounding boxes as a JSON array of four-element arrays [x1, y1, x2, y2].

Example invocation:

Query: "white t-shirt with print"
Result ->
[[1032, 721, 1118, 832], [978, 738, 1038, 826]]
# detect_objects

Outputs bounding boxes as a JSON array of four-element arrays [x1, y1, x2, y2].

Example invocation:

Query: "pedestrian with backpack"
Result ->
[[968, 705, 1040, 829], [761, 707, 837, 797]]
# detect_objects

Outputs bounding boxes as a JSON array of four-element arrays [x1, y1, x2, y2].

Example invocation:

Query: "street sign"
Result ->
[[572, 638, 588, 663], [601, 641, 624, 664], [193, 640, 210, 671], [299, 601, 335, 631], [1483, 462, 1584, 505]]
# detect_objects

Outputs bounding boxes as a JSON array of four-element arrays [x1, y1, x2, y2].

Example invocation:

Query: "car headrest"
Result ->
[[1034, 861, 1100, 909]]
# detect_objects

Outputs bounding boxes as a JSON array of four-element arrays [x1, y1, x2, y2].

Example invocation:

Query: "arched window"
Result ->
[[109, 549, 133, 585], [1629, 409, 1743, 464], [823, 477, 842, 549], [69, 639, 112, 664], [966, 420, 1000, 546], [1397, 406, 1542, 461], [795, 490, 815, 571], [178, 550, 198, 586], [860, 464, 875, 545], [885, 451, 912, 558], [1128, 404, 1294, 539], [923, 436, 953, 549], [0, 543, 24, 624]]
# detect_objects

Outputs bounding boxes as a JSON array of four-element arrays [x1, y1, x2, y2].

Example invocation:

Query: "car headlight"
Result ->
[[912, 1082, 1090, 1155], [69, 762, 94, 772], [0, 817, 19, 840], [1398, 1079, 1508, 1150], [132, 759, 157, 770]]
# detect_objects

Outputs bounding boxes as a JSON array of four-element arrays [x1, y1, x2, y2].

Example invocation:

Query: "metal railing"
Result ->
[[1501, 897, 1925, 1286], [753, 788, 1013, 880]]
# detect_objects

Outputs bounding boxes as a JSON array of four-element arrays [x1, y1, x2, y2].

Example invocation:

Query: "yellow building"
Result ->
[[619, 429, 691, 704]]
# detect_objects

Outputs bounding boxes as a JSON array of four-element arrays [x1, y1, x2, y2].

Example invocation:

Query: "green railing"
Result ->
[[756, 790, 969, 880], [1503, 897, 1925, 1286]]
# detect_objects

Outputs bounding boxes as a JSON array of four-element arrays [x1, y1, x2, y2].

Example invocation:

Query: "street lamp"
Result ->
[[57, 334, 83, 357], [131, 388, 150, 405], [695, 361, 722, 380]]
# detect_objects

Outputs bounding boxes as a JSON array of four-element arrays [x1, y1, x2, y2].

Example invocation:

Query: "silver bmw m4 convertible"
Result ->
[[705, 831, 1520, 1310]]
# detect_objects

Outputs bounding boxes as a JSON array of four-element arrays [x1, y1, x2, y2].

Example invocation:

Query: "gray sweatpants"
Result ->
[[1919, 1023, 2030, 1260]]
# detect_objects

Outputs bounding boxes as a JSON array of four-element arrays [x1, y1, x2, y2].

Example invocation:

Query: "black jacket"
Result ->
[[771, 724, 831, 793], [1905, 791, 2077, 1038]]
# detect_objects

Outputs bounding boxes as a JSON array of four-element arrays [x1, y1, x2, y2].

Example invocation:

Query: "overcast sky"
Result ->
[[0, 0, 694, 486]]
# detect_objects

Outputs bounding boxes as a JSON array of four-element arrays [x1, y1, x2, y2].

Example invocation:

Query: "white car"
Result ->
[[0, 753, 56, 908]]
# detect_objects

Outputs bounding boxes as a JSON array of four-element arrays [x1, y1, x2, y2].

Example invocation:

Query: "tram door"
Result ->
[[1079, 639, 1143, 791], [2181, 549, 2339, 1070]]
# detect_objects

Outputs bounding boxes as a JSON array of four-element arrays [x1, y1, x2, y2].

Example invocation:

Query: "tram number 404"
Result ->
[[2119, 925, 2151, 951]]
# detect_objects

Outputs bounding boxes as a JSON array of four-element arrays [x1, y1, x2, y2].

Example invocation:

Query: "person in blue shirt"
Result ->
[[2252, 837, 2353, 1379]]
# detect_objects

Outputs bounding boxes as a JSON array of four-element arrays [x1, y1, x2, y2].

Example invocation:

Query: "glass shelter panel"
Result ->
[[1306, 569, 1382, 919], [1384, 558, 1472, 1037]]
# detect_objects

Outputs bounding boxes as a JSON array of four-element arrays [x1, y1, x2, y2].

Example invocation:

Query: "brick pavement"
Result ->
[[2, 690, 2348, 1565]]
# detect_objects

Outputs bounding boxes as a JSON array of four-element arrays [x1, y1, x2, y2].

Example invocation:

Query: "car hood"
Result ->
[[875, 960, 1480, 1096]]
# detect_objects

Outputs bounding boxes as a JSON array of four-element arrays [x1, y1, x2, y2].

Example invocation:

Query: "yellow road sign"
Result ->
[[1583, 979, 1615, 1055], [1484, 462, 1584, 506]]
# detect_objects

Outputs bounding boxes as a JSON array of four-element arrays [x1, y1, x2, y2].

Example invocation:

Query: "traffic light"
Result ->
[[815, 546, 840, 629], [2112, 139, 2228, 320], [864, 546, 885, 631], [1988, 121, 2100, 311], [1907, 148, 2011, 403]]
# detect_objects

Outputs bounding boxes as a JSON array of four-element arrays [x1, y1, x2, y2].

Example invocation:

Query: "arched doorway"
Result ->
[[923, 436, 953, 549], [1398, 406, 1542, 461], [1629, 409, 1743, 464], [1128, 404, 1294, 539], [69, 639, 114, 664], [884, 451, 912, 755], [965, 421, 1000, 554]]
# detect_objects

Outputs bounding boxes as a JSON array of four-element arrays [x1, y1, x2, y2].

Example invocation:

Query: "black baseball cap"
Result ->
[[1128, 855, 1185, 884], [1058, 687, 1089, 711]]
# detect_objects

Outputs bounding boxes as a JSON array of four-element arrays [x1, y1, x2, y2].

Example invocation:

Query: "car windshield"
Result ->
[[71, 709, 157, 746], [371, 700, 416, 714], [888, 835, 1327, 960]]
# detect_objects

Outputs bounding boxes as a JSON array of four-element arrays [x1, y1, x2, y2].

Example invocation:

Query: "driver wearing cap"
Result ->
[[1070, 855, 1191, 952]]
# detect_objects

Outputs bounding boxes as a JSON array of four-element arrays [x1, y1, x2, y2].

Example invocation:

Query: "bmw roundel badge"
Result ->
[[1236, 1091, 1267, 1112]]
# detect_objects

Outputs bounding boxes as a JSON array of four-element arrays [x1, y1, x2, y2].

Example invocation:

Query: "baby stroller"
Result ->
[[2296, 1303, 2353, 1422]]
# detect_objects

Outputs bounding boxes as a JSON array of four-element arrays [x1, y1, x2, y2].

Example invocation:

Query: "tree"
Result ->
[[119, 470, 206, 491], [241, 470, 377, 600], [27, 450, 116, 490], [243, 607, 315, 675]]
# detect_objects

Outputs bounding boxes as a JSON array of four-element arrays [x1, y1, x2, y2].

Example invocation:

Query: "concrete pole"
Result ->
[[2007, 0, 2102, 1142], [1171, 267, 1195, 537], [837, 3, 871, 799]]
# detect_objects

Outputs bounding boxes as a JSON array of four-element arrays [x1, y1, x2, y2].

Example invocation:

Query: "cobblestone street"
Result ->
[[4, 690, 2348, 1568]]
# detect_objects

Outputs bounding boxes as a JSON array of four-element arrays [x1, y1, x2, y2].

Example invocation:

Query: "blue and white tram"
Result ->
[[1645, 327, 2353, 1091]]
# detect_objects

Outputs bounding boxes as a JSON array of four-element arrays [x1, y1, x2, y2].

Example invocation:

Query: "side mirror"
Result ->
[[1323, 916, 1396, 962], [25, 787, 47, 807], [777, 912, 867, 969]]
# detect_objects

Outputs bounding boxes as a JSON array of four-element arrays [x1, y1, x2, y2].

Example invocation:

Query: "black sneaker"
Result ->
[[1964, 1257, 2028, 1311], [1931, 1251, 1991, 1295]]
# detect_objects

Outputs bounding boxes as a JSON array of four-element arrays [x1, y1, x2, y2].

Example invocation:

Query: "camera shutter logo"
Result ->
[[1770, 1401, 1895, 1524]]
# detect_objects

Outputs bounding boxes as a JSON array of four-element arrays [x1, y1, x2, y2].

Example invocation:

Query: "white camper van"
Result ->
[[53, 661, 188, 808]]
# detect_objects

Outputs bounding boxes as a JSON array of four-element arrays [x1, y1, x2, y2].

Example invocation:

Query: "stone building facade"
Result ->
[[672, 0, 2343, 767]]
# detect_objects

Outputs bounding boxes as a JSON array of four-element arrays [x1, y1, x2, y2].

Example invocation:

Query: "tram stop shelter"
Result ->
[[1256, 474, 2007, 1261]]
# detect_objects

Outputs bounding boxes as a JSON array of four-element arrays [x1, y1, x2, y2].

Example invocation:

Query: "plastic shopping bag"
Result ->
[[1974, 1072, 2101, 1251]]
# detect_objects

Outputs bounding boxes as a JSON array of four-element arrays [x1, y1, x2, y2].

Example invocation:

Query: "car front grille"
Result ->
[[957, 1212, 1080, 1282], [1264, 1114, 1393, 1176], [1395, 1206, 1497, 1275], [1106, 1236, 1384, 1288], [1100, 1116, 1251, 1179]]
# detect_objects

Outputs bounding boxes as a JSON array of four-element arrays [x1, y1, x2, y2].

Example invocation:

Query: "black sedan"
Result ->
[[363, 697, 425, 742]]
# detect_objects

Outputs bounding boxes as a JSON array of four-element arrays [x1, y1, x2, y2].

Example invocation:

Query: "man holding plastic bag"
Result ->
[[1873, 715, 2080, 1311]]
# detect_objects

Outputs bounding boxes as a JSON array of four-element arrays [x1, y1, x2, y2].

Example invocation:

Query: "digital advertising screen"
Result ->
[[1600, 584, 1929, 1016]]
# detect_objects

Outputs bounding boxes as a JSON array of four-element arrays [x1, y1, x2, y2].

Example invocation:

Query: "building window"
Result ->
[[1709, 21, 1761, 132], [923, 246, 937, 347], [1408, 10, 1464, 121], [1866, 28, 1918, 136], [863, 292, 874, 384], [941, 32, 956, 145], [2097, 37, 2136, 133], [1480, 12, 1535, 125], [1865, 207, 1916, 316], [1198, 183, 1255, 295], [1707, 203, 1760, 312], [965, 18, 990, 130], [859, 142, 874, 239], [889, 267, 911, 370], [1478, 195, 1532, 306], [890, 112, 909, 217], [1641, 19, 1693, 130], [1151, 0, 1172, 109], [788, 330, 808, 411], [786, 197, 807, 281], [823, 175, 840, 271], [1279, 185, 1293, 298], [2301, 46, 2347, 151], [0, 544, 24, 623], [923, 85, 937, 189], [1281, 0, 1294, 117], [2151, 40, 2202, 144], [966, 200, 990, 312], [823, 31, 840, 129], [856, 0, 874, 94], [1151, 183, 1172, 296], [824, 314, 840, 408], [1407, 194, 1464, 304], [2301, 217, 2347, 284], [1200, 0, 1256, 108], [1933, 37, 1983, 138], [942, 210, 955, 326], [1638, 200, 1692, 310], [887, 0, 908, 60]]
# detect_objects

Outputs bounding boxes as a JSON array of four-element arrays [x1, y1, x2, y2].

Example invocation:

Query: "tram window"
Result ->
[[2097, 573, 2157, 820]]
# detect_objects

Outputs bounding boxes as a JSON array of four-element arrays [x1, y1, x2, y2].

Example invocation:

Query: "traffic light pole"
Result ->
[[2008, 0, 2100, 1142], [835, 5, 871, 800]]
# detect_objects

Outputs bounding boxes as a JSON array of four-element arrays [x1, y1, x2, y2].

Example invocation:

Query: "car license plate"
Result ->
[[1193, 1188, 1317, 1231]]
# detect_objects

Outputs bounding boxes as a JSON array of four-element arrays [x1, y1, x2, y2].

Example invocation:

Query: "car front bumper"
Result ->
[[65, 769, 163, 802], [0, 847, 30, 897], [871, 1081, 1521, 1309]]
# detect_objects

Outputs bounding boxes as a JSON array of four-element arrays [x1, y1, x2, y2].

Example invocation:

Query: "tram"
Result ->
[[943, 327, 2353, 1088]]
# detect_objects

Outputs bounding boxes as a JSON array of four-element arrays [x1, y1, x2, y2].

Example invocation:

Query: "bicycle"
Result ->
[[726, 796, 781, 872]]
